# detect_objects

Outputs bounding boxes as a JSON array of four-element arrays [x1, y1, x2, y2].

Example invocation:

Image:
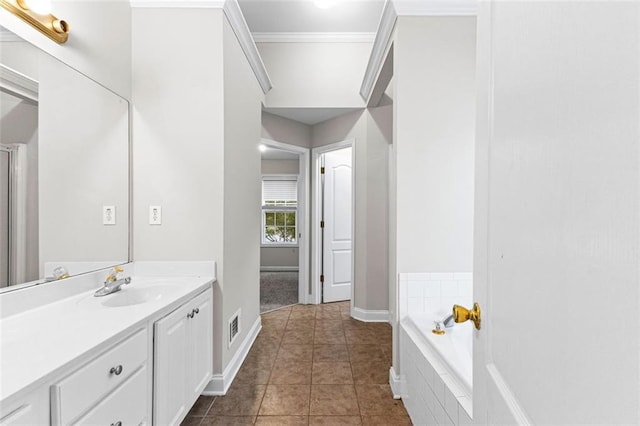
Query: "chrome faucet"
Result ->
[[94, 266, 131, 297], [433, 314, 456, 333]]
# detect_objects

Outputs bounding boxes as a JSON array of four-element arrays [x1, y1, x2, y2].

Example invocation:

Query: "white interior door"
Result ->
[[474, 2, 640, 424], [322, 147, 352, 303]]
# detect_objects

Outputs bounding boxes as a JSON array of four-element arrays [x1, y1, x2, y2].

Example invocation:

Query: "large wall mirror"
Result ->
[[0, 25, 129, 292]]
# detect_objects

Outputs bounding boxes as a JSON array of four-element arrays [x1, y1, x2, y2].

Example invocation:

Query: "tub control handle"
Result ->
[[453, 303, 482, 330]]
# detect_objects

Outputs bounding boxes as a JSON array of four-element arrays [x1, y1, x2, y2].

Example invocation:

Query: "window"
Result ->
[[262, 177, 297, 245]]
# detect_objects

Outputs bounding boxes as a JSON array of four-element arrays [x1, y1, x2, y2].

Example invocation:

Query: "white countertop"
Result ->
[[0, 275, 213, 403]]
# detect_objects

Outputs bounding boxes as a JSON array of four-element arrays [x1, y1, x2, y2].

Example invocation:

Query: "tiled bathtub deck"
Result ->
[[181, 302, 411, 425]]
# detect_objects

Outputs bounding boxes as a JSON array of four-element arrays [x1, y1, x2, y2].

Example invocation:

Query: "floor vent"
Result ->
[[228, 309, 241, 348]]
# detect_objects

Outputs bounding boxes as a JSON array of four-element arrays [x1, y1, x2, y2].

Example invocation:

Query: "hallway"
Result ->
[[182, 302, 410, 425]]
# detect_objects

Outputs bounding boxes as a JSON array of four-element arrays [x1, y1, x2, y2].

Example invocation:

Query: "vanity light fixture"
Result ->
[[0, 0, 69, 44]]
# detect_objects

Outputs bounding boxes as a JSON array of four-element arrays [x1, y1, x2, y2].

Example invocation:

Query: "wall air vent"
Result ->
[[228, 309, 241, 348]]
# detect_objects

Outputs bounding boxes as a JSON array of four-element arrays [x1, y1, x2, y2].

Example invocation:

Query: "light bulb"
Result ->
[[20, 0, 52, 14], [259, 144, 267, 152]]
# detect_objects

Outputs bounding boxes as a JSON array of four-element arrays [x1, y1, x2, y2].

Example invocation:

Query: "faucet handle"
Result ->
[[452, 303, 482, 330]]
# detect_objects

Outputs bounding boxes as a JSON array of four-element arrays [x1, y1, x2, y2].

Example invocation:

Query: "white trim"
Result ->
[[252, 32, 376, 43], [260, 266, 299, 272], [311, 140, 355, 306], [129, 0, 272, 94], [0, 64, 38, 102], [130, 0, 225, 7], [223, 0, 273, 94], [203, 316, 261, 395], [393, 0, 477, 16], [0, 30, 22, 42], [487, 363, 532, 425], [359, 0, 477, 103], [389, 366, 403, 399], [351, 307, 390, 323], [261, 139, 311, 305], [360, 0, 397, 103]]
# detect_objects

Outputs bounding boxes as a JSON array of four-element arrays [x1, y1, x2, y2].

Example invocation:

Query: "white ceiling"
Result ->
[[264, 107, 363, 125], [238, 0, 385, 34], [239, 1, 383, 125]]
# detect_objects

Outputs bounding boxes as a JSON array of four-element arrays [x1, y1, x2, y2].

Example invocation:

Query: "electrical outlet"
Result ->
[[103, 206, 116, 225], [149, 206, 162, 225]]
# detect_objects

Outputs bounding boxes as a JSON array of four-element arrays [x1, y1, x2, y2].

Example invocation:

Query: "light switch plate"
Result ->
[[149, 205, 162, 225], [103, 206, 116, 225]]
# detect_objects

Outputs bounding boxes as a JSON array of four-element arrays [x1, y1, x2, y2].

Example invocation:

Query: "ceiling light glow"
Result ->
[[314, 0, 335, 9], [259, 144, 267, 152]]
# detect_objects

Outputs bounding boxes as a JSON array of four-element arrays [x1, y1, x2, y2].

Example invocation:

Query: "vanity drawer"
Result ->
[[51, 328, 148, 425], [72, 365, 148, 426]]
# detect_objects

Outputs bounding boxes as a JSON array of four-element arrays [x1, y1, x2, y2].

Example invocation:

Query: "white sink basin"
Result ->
[[77, 284, 176, 308], [99, 285, 174, 307]]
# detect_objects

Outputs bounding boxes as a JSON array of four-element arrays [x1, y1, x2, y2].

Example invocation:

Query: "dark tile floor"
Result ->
[[181, 302, 411, 425]]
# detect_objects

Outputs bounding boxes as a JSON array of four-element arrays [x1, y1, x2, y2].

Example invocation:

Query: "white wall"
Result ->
[[221, 16, 263, 367], [133, 7, 264, 375], [394, 17, 476, 274], [0, 0, 132, 99], [258, 42, 371, 108], [132, 8, 225, 372], [261, 111, 312, 148], [312, 109, 390, 311], [474, 2, 639, 423], [260, 247, 298, 269], [261, 159, 299, 175]]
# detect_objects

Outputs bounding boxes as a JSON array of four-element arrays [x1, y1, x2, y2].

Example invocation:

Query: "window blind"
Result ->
[[262, 179, 297, 203]]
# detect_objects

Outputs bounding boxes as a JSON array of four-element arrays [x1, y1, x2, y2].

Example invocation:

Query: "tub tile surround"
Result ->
[[0, 261, 216, 404], [400, 272, 473, 319], [398, 272, 473, 425]]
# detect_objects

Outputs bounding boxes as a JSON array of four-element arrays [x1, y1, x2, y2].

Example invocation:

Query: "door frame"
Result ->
[[311, 139, 355, 306], [260, 139, 311, 304]]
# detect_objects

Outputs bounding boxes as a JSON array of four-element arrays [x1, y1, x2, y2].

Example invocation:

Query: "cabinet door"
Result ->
[[0, 386, 48, 425], [73, 365, 148, 426], [187, 290, 213, 403], [153, 303, 190, 426]]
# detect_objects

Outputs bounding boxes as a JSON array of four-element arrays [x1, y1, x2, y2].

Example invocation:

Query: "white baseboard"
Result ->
[[389, 366, 403, 399], [260, 266, 299, 272], [351, 306, 390, 322], [202, 316, 261, 395]]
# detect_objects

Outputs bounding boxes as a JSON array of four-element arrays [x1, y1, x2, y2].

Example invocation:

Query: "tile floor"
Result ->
[[181, 302, 411, 425]]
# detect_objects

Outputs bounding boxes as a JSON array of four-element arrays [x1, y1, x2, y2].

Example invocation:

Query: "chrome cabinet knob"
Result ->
[[187, 311, 194, 319], [194, 308, 199, 315], [110, 365, 123, 375], [111, 421, 122, 426]]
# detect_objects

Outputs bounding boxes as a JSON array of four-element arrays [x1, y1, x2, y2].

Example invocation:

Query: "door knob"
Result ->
[[453, 303, 481, 330]]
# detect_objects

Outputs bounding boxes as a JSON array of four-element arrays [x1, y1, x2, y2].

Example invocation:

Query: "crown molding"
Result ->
[[359, 0, 478, 102], [252, 32, 376, 43], [393, 0, 477, 16], [130, 0, 225, 7], [0, 64, 38, 102], [359, 0, 396, 102], [223, 0, 272, 93]]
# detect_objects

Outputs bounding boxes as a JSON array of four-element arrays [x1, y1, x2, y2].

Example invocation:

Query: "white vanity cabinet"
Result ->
[[0, 386, 49, 425], [153, 289, 213, 426], [50, 328, 149, 426]]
